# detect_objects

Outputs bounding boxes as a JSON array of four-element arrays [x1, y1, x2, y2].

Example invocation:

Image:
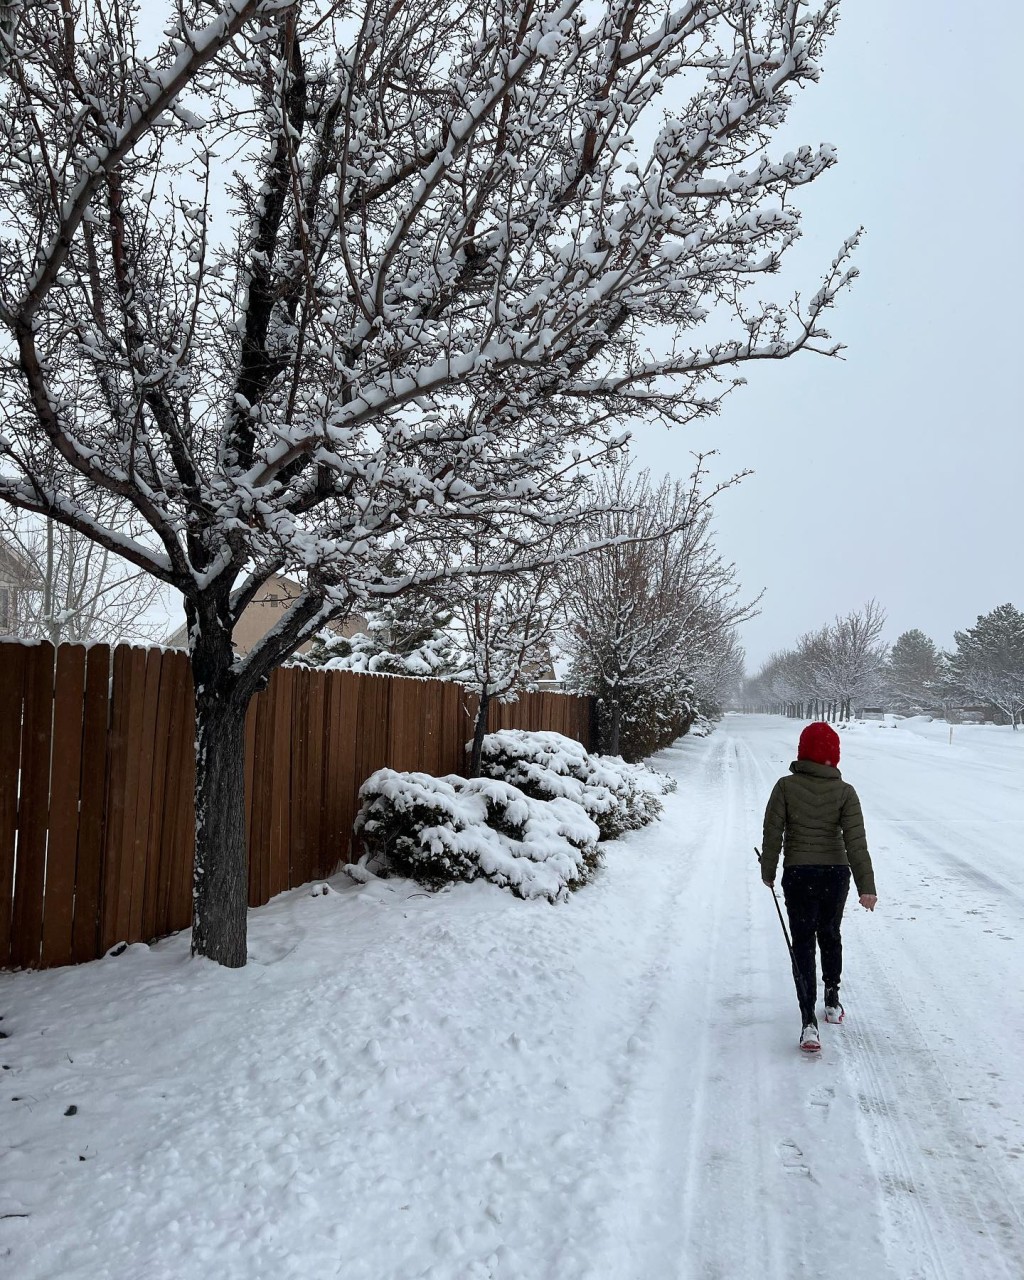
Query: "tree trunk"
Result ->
[[607, 700, 621, 756], [190, 634, 251, 967], [468, 688, 492, 778], [588, 696, 602, 754]]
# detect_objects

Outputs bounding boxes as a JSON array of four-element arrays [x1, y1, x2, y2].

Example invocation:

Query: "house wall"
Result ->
[[165, 574, 365, 655]]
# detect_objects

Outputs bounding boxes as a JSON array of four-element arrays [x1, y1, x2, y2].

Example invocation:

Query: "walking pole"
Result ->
[[754, 847, 812, 1016]]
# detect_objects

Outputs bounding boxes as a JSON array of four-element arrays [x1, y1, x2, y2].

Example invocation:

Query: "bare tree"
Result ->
[[562, 462, 752, 757], [745, 647, 808, 715], [748, 600, 887, 719], [803, 600, 888, 718], [0, 496, 167, 645], [0, 0, 858, 965], [449, 535, 565, 777]]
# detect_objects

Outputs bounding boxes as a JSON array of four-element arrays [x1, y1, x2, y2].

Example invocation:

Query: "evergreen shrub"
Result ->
[[475, 729, 674, 840], [354, 769, 600, 900]]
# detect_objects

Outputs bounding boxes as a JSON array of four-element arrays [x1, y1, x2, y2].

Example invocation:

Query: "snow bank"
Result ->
[[354, 768, 600, 901], [836, 713, 1024, 764], [477, 729, 675, 840]]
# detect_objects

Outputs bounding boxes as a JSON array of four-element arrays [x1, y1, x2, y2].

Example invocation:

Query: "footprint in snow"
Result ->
[[777, 1139, 811, 1177], [808, 1085, 835, 1113]]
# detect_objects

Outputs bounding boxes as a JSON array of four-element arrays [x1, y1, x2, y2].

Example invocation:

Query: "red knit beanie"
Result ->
[[797, 721, 841, 766]]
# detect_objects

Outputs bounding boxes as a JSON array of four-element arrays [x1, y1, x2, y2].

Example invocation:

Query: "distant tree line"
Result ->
[[743, 601, 1024, 729]]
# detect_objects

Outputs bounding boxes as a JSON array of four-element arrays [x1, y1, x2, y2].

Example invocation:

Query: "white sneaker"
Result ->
[[824, 1001, 845, 1024], [799, 1024, 821, 1053]]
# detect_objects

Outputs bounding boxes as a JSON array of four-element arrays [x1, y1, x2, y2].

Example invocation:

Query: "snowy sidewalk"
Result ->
[[2, 717, 1023, 1279]]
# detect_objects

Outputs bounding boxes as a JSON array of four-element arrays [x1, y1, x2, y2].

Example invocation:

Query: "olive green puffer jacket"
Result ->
[[761, 759, 875, 895]]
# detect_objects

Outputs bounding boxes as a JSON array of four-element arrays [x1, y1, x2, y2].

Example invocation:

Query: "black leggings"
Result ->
[[781, 865, 851, 1024]]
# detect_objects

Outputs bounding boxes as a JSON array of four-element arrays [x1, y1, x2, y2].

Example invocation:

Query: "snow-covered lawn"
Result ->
[[2, 715, 1023, 1279]]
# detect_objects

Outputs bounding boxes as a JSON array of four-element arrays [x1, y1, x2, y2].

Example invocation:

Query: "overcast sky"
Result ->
[[627, 0, 1024, 671]]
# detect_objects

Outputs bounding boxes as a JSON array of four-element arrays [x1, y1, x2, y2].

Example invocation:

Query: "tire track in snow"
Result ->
[[556, 732, 739, 1279], [838, 939, 1024, 1280], [885, 819, 1024, 912], [599, 730, 800, 1280], [670, 733, 788, 1280], [534, 734, 736, 1280]]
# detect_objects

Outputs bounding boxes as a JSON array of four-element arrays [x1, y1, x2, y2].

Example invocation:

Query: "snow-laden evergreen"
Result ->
[[354, 768, 600, 901], [477, 728, 673, 839]]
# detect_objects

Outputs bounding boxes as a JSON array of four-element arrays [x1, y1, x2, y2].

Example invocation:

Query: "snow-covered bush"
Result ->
[[295, 597, 461, 679], [354, 769, 600, 901], [475, 729, 672, 840]]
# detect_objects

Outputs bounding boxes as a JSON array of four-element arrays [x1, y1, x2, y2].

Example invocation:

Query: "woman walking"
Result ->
[[761, 721, 877, 1053]]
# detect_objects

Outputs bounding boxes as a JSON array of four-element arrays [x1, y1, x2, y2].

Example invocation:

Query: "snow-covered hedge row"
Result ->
[[354, 770, 600, 901], [475, 729, 675, 841]]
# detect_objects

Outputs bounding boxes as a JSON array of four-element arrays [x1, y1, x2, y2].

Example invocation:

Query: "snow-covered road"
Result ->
[[2, 714, 1022, 1279]]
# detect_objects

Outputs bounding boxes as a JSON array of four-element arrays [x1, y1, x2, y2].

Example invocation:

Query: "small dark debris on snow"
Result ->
[[64, 1105, 78, 1116]]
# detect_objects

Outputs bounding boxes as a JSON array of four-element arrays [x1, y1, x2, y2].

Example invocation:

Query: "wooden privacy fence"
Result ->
[[0, 640, 594, 971]]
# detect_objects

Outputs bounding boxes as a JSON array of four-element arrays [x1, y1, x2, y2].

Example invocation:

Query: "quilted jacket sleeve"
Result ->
[[760, 779, 787, 883], [839, 784, 876, 895]]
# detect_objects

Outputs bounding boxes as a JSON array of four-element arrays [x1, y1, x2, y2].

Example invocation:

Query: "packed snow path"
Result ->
[[2, 715, 1022, 1279]]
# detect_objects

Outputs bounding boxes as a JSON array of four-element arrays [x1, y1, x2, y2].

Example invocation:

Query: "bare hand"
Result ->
[[859, 894, 877, 911], [763, 878, 775, 889]]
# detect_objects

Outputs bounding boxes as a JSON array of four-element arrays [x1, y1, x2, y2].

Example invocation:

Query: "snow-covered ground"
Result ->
[[2, 714, 1023, 1279]]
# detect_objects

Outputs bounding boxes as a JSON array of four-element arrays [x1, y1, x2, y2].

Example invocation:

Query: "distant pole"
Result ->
[[949, 725, 953, 746]]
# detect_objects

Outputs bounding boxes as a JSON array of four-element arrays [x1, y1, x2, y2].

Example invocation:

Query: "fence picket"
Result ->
[[268, 667, 293, 898], [10, 643, 55, 968], [243, 695, 259, 906], [306, 672, 328, 880], [101, 647, 130, 951], [249, 679, 275, 907], [128, 649, 163, 943], [170, 673, 196, 934], [110, 647, 147, 946], [40, 644, 87, 968], [0, 644, 26, 967], [73, 646, 109, 962], [323, 670, 359, 867], [289, 670, 311, 888], [143, 650, 179, 942]]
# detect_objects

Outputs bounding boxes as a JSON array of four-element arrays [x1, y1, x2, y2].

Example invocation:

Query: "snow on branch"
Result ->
[[1, 0, 857, 685]]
